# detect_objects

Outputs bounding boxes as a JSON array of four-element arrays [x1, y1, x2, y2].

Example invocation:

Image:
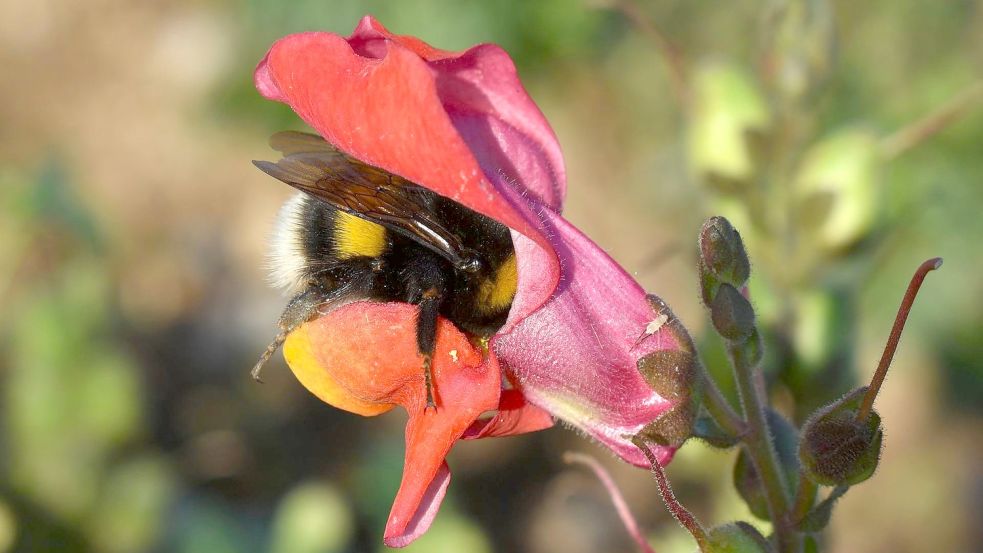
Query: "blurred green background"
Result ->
[[1, 0, 980, 552]]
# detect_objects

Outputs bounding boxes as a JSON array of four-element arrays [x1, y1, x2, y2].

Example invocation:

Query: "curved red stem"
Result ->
[[856, 257, 942, 422]]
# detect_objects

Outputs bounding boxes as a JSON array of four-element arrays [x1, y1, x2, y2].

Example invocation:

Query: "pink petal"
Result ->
[[494, 209, 682, 467]]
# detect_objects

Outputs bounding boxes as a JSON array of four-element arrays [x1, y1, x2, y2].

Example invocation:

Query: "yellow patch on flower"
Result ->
[[283, 323, 395, 416]]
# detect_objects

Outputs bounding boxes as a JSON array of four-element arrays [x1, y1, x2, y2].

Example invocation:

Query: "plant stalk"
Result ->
[[790, 474, 818, 524], [700, 367, 747, 439], [728, 340, 794, 551], [636, 438, 709, 550]]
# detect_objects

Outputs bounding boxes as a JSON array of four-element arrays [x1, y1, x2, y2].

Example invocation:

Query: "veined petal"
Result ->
[[494, 210, 687, 466]]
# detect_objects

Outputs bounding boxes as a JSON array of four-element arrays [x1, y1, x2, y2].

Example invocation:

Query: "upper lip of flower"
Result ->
[[254, 15, 695, 547]]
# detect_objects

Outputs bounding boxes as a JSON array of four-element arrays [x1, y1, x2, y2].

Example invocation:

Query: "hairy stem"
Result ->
[[600, 0, 690, 109], [700, 367, 748, 439], [728, 341, 793, 551], [790, 474, 818, 524], [636, 438, 709, 550]]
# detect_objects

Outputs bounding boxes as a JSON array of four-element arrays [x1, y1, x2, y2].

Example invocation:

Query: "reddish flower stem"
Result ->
[[634, 438, 709, 550], [880, 81, 983, 160], [855, 257, 943, 422], [565, 452, 657, 553], [598, 0, 690, 109]]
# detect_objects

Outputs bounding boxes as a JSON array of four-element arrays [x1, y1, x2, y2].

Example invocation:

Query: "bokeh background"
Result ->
[[1, 0, 981, 552]]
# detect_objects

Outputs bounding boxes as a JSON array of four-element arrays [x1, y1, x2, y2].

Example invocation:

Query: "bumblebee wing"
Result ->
[[255, 134, 473, 268], [268, 130, 336, 155]]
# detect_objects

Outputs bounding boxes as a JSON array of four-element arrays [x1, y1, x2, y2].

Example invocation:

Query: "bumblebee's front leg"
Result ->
[[251, 262, 378, 382], [251, 283, 332, 382]]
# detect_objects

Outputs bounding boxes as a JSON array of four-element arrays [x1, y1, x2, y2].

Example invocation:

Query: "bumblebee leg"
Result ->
[[253, 261, 382, 382], [251, 283, 332, 382], [416, 289, 442, 410], [397, 252, 450, 409]]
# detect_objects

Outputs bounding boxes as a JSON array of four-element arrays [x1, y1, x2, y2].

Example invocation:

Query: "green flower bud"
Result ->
[[703, 522, 774, 553], [733, 410, 799, 520], [700, 217, 751, 292], [794, 129, 879, 252], [763, 0, 835, 103], [688, 62, 770, 183], [799, 387, 882, 486], [711, 284, 756, 342]]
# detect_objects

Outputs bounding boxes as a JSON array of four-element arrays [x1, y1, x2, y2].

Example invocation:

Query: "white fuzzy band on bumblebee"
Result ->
[[267, 193, 309, 294]]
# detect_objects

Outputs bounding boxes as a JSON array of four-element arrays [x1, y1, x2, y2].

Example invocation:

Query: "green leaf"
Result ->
[[795, 485, 849, 532]]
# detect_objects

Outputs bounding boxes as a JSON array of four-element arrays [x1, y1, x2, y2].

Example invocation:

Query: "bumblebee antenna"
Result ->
[[251, 331, 287, 383]]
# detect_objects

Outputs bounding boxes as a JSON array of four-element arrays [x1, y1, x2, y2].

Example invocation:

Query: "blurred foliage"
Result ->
[[1, 0, 980, 552]]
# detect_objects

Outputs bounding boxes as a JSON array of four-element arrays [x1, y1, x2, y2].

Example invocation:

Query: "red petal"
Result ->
[[461, 389, 554, 439], [347, 16, 567, 211], [254, 20, 565, 330], [283, 302, 501, 546], [384, 462, 450, 548], [254, 30, 548, 246], [258, 14, 689, 474], [385, 323, 501, 545]]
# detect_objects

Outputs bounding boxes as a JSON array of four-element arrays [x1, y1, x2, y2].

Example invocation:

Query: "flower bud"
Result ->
[[699, 217, 751, 306], [704, 522, 774, 553], [688, 62, 770, 183], [799, 387, 882, 486], [794, 129, 879, 252], [733, 410, 799, 520], [711, 283, 756, 342], [762, 0, 835, 103]]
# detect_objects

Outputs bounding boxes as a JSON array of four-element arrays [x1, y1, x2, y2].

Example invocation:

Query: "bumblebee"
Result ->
[[251, 131, 518, 408]]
